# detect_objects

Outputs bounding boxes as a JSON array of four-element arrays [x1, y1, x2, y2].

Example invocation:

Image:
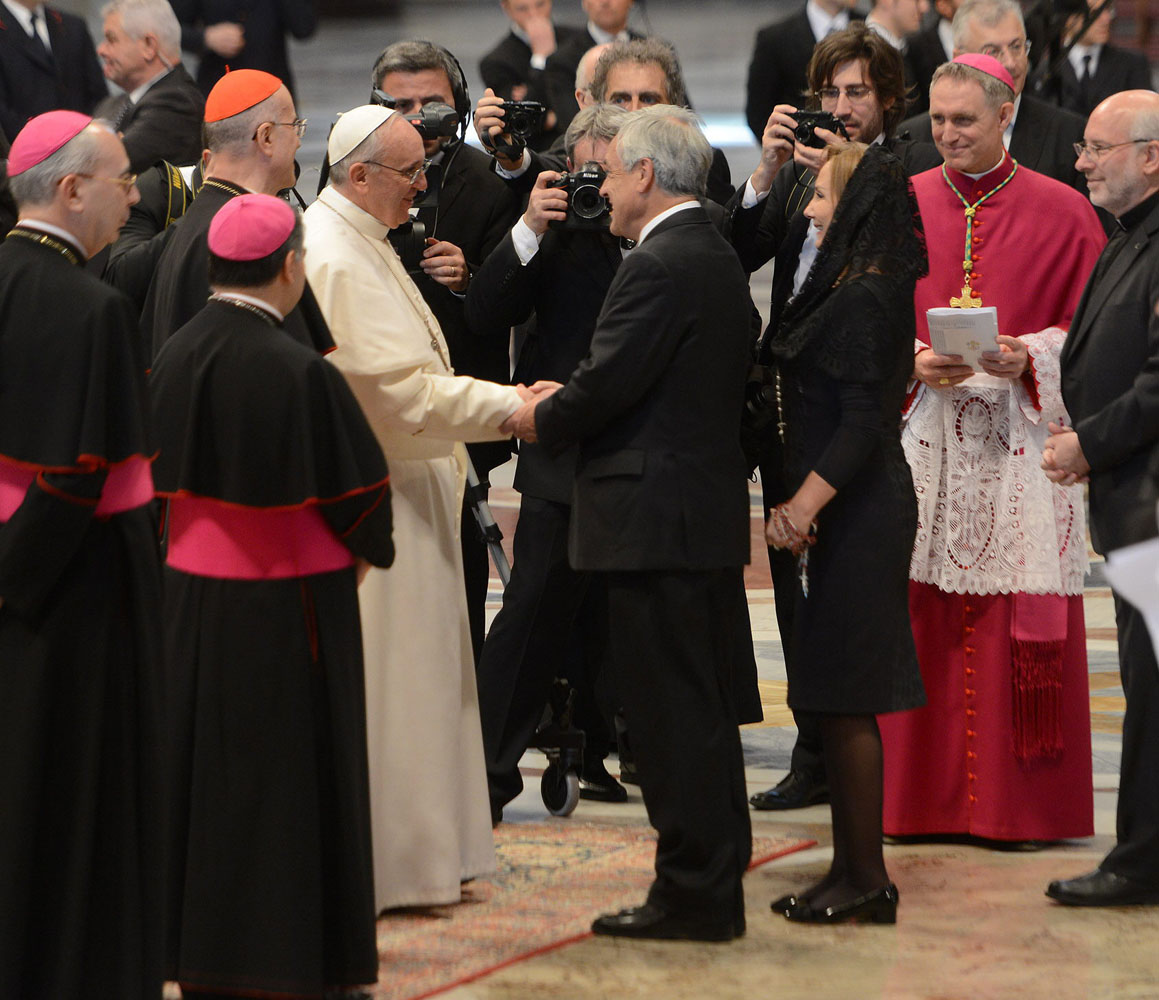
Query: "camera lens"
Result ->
[[572, 183, 606, 220]]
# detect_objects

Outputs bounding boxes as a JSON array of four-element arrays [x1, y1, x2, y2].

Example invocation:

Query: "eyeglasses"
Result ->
[[978, 39, 1031, 59], [815, 84, 874, 103], [76, 171, 137, 191], [253, 118, 308, 139], [361, 158, 433, 185], [1073, 138, 1158, 160]]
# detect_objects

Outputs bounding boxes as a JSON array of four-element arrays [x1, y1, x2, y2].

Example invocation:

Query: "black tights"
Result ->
[[800, 714, 890, 909]]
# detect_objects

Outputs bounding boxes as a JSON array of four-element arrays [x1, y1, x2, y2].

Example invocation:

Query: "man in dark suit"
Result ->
[[0, 0, 106, 143], [94, 0, 203, 172], [372, 40, 521, 665], [729, 23, 941, 812], [745, 0, 861, 140], [904, 0, 961, 115], [479, 0, 586, 150], [170, 0, 316, 97], [505, 106, 755, 941], [899, 0, 1087, 189], [1044, 89, 1159, 908], [1056, 0, 1151, 119]]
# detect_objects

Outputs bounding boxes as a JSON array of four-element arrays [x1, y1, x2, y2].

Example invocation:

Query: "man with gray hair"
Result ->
[[94, 0, 204, 171], [504, 105, 755, 941], [304, 104, 538, 913], [899, 0, 1087, 189], [0, 111, 163, 999]]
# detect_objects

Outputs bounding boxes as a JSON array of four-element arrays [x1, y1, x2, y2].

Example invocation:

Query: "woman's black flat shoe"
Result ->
[[770, 893, 799, 915], [783, 883, 899, 924]]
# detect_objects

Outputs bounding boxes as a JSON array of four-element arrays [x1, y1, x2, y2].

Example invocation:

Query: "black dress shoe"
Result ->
[[591, 902, 739, 941], [783, 884, 899, 925], [579, 761, 629, 802], [770, 893, 799, 915], [1046, 869, 1159, 907], [749, 769, 829, 810]]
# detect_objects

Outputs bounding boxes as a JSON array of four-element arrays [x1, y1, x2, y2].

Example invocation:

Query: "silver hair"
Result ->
[[952, 0, 1025, 50], [203, 92, 280, 155], [100, 0, 181, 60], [564, 103, 630, 162], [1128, 105, 1159, 143], [613, 105, 710, 198], [930, 59, 1014, 111], [589, 38, 688, 108], [9, 123, 108, 207]]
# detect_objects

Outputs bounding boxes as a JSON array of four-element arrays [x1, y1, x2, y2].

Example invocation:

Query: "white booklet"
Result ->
[[926, 307, 1000, 372]]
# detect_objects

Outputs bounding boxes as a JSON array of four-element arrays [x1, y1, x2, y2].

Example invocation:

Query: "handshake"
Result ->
[[502, 381, 563, 443]]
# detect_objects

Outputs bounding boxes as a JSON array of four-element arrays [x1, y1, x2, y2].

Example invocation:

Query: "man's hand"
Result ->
[[523, 172, 569, 235], [1041, 421, 1090, 486], [792, 125, 848, 176], [501, 381, 562, 441], [914, 347, 974, 388], [749, 105, 801, 194], [474, 90, 525, 170], [204, 22, 245, 58], [523, 14, 557, 57], [979, 335, 1029, 380], [420, 238, 469, 292]]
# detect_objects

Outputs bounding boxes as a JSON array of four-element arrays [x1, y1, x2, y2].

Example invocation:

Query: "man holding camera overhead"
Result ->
[[728, 23, 940, 814], [370, 40, 520, 665]]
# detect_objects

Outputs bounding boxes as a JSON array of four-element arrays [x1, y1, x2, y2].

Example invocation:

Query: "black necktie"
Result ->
[[1080, 54, 1094, 109], [28, 10, 51, 57]]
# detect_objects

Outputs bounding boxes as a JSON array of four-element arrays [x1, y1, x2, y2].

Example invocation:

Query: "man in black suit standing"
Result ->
[[94, 0, 204, 172], [505, 105, 754, 941], [904, 0, 962, 114], [371, 40, 521, 665], [479, 0, 586, 150], [900, 0, 1087, 189], [1044, 89, 1159, 908], [745, 0, 861, 140], [0, 0, 106, 143], [1057, 0, 1151, 119], [730, 23, 941, 812]]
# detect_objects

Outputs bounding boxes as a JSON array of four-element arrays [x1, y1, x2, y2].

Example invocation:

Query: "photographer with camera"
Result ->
[[370, 40, 521, 664], [728, 23, 940, 814]]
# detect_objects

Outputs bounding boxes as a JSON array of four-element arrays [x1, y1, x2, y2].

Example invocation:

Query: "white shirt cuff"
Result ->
[[511, 217, 543, 265], [742, 177, 772, 209], [494, 148, 532, 179], [530, 53, 548, 70]]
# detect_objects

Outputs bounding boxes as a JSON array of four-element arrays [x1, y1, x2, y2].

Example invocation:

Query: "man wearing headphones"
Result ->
[[370, 40, 521, 665]]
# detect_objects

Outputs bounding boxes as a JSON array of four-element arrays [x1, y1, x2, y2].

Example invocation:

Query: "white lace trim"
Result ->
[[903, 327, 1088, 596]]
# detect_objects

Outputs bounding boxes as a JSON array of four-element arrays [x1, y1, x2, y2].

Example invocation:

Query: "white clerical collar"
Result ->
[[212, 291, 284, 322], [587, 20, 629, 44], [806, 0, 851, 42], [961, 154, 1008, 181], [1068, 43, 1103, 79], [637, 200, 697, 245], [937, 18, 954, 60], [17, 217, 86, 257], [320, 185, 392, 242], [1, 0, 42, 37], [1003, 93, 1022, 149], [866, 15, 904, 50], [128, 65, 172, 104]]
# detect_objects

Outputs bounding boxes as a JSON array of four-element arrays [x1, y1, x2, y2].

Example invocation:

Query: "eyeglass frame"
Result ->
[[813, 84, 876, 104], [252, 118, 308, 140], [75, 170, 138, 191], [1073, 137, 1158, 160], [360, 158, 433, 186], [978, 38, 1031, 60]]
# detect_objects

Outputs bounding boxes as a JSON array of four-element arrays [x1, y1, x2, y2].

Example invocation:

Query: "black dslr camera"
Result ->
[[791, 111, 848, 148], [370, 89, 460, 141], [389, 219, 427, 277], [546, 162, 610, 231], [500, 100, 547, 143]]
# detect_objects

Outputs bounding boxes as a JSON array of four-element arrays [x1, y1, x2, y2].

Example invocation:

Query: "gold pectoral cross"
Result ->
[[950, 283, 983, 308]]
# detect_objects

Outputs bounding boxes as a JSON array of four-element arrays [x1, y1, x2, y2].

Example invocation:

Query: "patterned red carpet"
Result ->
[[373, 820, 815, 999]]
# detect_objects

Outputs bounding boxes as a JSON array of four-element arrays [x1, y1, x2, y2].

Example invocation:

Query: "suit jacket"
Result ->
[[94, 65, 204, 173], [170, 0, 316, 96], [536, 206, 753, 572], [900, 93, 1086, 190], [745, 8, 864, 140], [903, 19, 951, 116], [412, 143, 520, 474], [1060, 194, 1159, 554], [0, 4, 106, 143], [1057, 43, 1152, 119]]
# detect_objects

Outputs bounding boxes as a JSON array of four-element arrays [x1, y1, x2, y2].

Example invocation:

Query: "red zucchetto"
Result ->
[[951, 53, 1016, 93], [204, 68, 283, 123], [7, 110, 92, 176], [208, 193, 296, 261]]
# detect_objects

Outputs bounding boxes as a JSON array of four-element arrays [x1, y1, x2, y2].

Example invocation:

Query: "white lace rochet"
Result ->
[[903, 327, 1087, 596]]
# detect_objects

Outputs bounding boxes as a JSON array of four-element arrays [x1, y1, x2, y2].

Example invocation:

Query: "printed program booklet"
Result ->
[[926, 307, 1000, 371]]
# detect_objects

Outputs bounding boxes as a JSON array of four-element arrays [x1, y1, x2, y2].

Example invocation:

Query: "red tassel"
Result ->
[[1011, 638, 1064, 760]]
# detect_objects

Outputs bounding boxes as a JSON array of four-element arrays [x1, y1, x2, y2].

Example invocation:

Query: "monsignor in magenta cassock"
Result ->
[[149, 195, 394, 997], [880, 149, 1106, 841]]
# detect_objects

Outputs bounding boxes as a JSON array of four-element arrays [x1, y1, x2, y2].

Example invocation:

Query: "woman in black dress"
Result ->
[[765, 142, 927, 924]]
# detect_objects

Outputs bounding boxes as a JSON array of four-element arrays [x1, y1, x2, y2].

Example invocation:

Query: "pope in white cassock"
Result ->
[[303, 105, 530, 910]]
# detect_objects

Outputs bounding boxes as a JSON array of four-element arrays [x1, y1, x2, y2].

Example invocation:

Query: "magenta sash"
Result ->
[[165, 496, 355, 580], [0, 455, 154, 520]]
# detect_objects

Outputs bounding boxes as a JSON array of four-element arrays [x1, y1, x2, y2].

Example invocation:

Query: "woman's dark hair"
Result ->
[[805, 23, 910, 138], [208, 214, 303, 289]]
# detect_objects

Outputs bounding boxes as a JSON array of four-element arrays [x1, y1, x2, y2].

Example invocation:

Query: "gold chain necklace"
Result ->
[[6, 227, 83, 266]]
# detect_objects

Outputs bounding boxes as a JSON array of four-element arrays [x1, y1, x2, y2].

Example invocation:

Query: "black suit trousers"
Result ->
[[605, 568, 752, 919], [1102, 593, 1159, 884]]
